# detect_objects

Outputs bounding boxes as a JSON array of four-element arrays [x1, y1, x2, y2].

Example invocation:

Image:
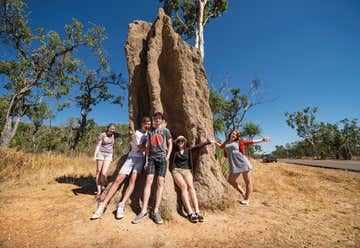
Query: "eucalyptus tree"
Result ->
[[28, 101, 54, 152], [285, 106, 319, 152], [222, 79, 263, 135], [0, 0, 108, 149], [209, 88, 226, 137], [69, 68, 126, 151], [160, 0, 228, 60], [209, 79, 264, 137]]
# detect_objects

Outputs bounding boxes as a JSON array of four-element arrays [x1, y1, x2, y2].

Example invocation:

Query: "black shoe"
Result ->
[[196, 212, 204, 222], [187, 213, 198, 223]]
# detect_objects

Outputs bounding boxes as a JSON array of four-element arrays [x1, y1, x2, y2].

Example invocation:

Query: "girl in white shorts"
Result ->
[[94, 123, 122, 199]]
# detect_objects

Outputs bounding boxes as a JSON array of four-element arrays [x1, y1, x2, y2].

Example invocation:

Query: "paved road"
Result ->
[[278, 159, 360, 172]]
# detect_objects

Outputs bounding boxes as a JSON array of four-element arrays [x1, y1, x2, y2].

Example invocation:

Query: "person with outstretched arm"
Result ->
[[171, 135, 213, 223], [214, 130, 270, 206]]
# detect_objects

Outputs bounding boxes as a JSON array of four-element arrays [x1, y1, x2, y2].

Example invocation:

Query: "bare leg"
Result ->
[[174, 175, 193, 214], [96, 160, 104, 196], [141, 174, 154, 214], [102, 173, 127, 206], [183, 173, 200, 213], [242, 171, 252, 201], [153, 176, 165, 213], [120, 172, 138, 204], [100, 160, 112, 189], [228, 173, 245, 198]]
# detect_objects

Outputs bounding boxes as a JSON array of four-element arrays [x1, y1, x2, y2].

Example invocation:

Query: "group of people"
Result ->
[[91, 112, 270, 224]]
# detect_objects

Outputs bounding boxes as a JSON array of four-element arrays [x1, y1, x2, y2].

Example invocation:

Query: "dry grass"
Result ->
[[0, 150, 359, 247], [0, 149, 117, 186]]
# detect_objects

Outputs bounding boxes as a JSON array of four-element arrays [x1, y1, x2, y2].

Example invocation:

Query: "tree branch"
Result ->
[[176, 12, 188, 30], [203, 13, 214, 26]]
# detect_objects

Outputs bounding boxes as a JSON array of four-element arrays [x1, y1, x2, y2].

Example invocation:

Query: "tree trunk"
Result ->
[[0, 116, 21, 149], [194, 26, 199, 49], [32, 124, 41, 152], [71, 113, 88, 151], [197, 0, 206, 61]]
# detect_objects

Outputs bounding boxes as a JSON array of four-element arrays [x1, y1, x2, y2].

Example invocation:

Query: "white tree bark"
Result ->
[[197, 0, 207, 60], [0, 116, 21, 149], [195, 26, 199, 49]]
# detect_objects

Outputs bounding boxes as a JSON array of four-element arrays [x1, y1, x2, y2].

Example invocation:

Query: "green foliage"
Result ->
[[0, 0, 108, 147], [160, 0, 227, 59], [285, 106, 318, 149], [272, 141, 314, 159], [282, 107, 359, 160], [209, 79, 263, 137], [10, 120, 130, 156], [74, 69, 126, 112], [68, 68, 126, 151], [209, 88, 226, 136], [28, 101, 54, 129], [0, 96, 8, 128], [241, 122, 262, 157], [160, 0, 227, 40], [242, 122, 261, 139], [223, 88, 245, 132]]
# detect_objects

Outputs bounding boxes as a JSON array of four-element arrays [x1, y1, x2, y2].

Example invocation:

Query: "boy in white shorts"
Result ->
[[91, 117, 151, 220]]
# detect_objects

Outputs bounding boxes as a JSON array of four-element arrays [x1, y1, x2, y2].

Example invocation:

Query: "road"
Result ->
[[278, 159, 360, 172]]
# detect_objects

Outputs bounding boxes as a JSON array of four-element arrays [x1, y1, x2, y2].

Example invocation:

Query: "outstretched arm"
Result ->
[[189, 139, 212, 151], [115, 129, 134, 139], [250, 137, 270, 144], [211, 140, 225, 148]]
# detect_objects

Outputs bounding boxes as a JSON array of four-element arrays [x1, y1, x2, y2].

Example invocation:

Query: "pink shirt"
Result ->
[[98, 132, 117, 153]]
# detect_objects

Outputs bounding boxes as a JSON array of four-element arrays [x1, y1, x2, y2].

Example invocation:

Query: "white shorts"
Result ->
[[95, 151, 113, 162], [119, 157, 145, 175]]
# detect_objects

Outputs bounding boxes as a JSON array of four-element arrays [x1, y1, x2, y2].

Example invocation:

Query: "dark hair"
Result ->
[[152, 112, 164, 119], [174, 140, 188, 152], [141, 117, 151, 123], [106, 123, 116, 131], [227, 130, 241, 141]]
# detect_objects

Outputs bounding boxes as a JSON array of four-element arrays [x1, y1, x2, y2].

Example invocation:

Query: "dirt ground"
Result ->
[[0, 161, 359, 248]]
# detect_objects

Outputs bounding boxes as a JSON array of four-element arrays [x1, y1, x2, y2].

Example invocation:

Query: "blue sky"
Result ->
[[16, 0, 360, 152]]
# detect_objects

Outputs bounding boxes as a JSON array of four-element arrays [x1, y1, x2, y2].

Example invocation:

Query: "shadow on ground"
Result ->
[[56, 175, 97, 195]]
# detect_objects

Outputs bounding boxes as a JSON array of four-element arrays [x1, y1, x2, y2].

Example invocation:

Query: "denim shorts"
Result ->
[[119, 156, 145, 175], [146, 156, 167, 177]]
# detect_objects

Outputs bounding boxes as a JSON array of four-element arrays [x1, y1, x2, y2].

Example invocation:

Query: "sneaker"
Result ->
[[131, 212, 148, 224], [239, 200, 249, 206], [116, 202, 125, 219], [151, 212, 164, 224], [196, 212, 204, 222], [90, 202, 106, 220], [187, 213, 198, 223]]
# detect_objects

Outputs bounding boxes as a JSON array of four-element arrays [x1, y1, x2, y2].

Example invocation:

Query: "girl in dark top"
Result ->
[[171, 135, 212, 223]]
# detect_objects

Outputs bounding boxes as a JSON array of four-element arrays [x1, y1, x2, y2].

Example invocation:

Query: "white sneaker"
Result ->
[[116, 202, 125, 219], [91, 202, 105, 219], [239, 200, 249, 206]]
